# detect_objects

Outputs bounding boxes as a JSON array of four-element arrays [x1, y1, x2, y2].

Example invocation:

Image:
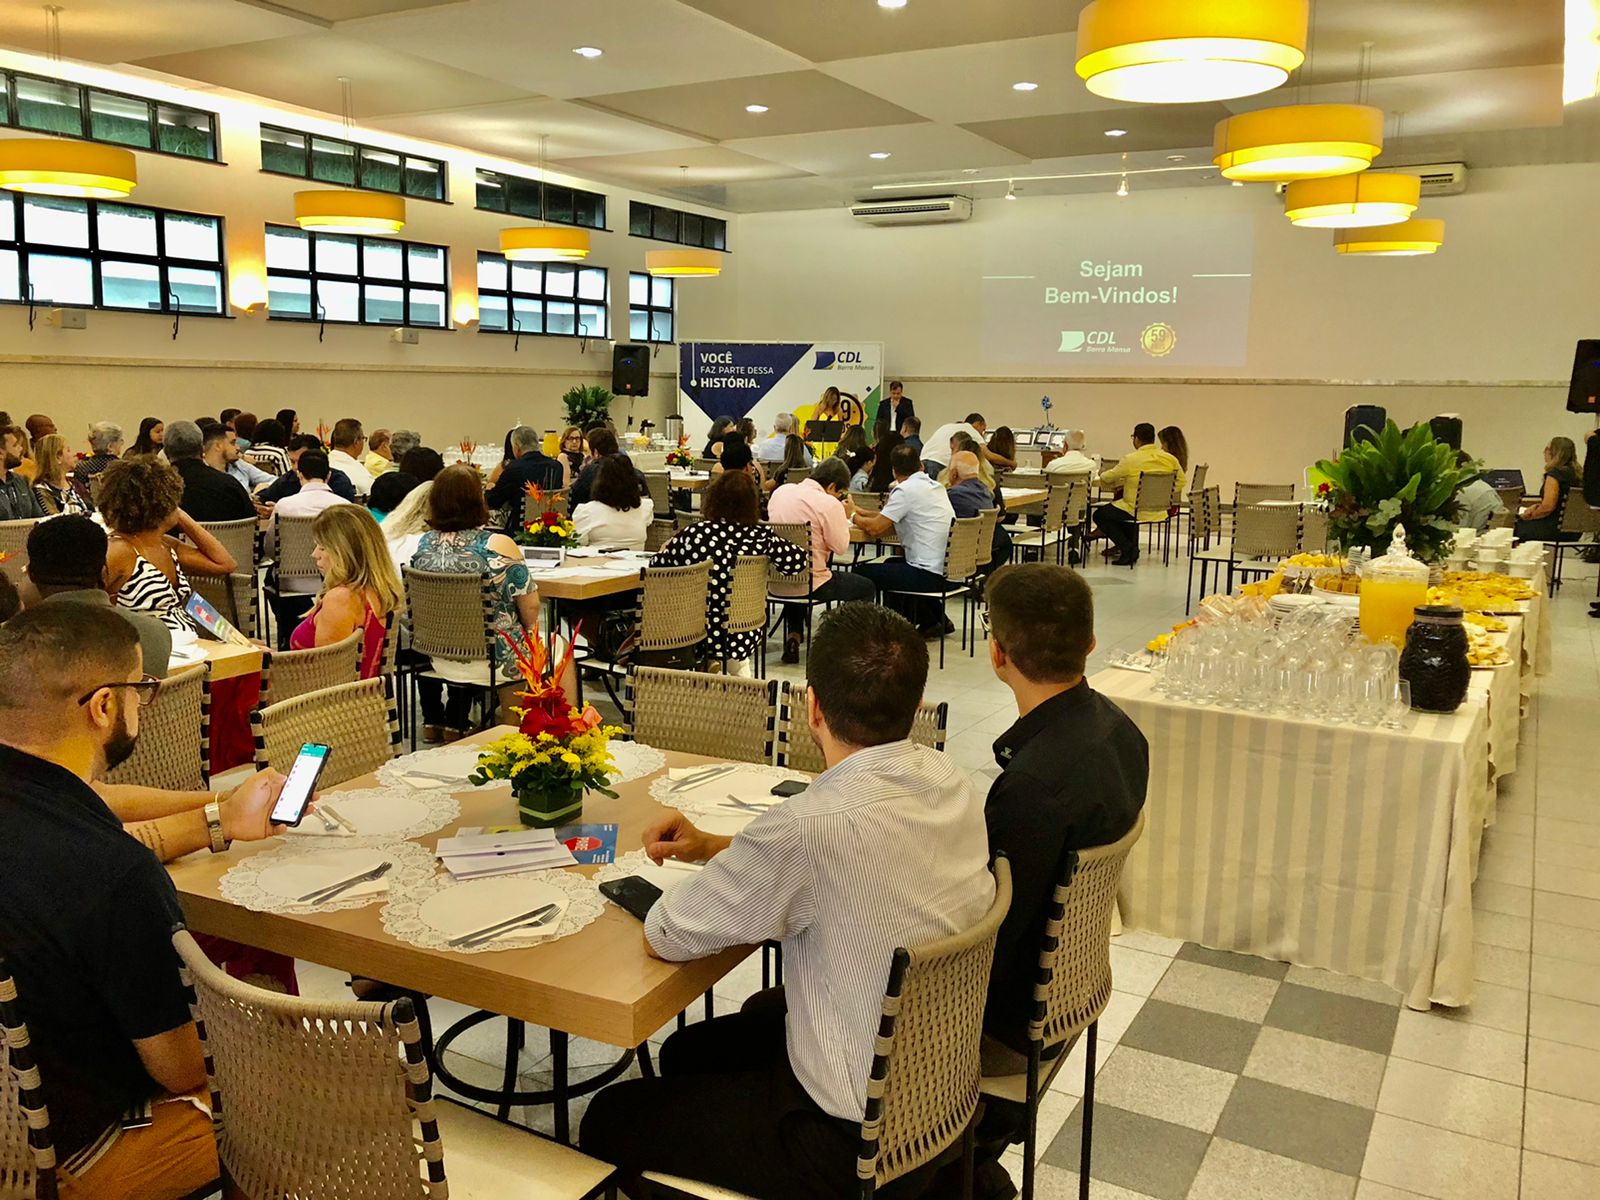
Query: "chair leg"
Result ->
[[636, 1040, 655, 1079], [1079, 1021, 1099, 1200], [1023, 1047, 1041, 1200], [960, 1118, 976, 1200], [497, 1019, 525, 1121], [552, 1027, 571, 1144]]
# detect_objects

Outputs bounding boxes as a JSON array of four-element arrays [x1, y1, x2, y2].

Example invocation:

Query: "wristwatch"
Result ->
[[204, 795, 230, 854]]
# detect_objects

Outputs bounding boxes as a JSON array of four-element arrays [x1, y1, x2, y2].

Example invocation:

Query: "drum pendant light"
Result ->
[[1075, 0, 1309, 104], [294, 189, 406, 235], [1213, 103, 1384, 181], [1333, 217, 1445, 256], [0, 139, 137, 198], [499, 134, 591, 262], [1284, 172, 1420, 228], [645, 248, 722, 278]]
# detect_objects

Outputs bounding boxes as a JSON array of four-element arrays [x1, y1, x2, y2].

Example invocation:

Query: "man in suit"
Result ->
[[883, 380, 915, 435], [486, 425, 563, 534]]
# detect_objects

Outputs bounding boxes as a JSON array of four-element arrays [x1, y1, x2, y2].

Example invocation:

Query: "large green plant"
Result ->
[[1315, 420, 1475, 564], [561, 384, 614, 429]]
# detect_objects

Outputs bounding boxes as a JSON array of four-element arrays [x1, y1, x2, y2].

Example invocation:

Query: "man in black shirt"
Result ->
[[567, 426, 648, 513], [0, 604, 219, 1197], [486, 424, 563, 533], [257, 434, 359, 505], [167, 419, 256, 522]]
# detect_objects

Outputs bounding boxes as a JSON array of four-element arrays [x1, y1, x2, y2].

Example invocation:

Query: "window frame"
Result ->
[[0, 69, 221, 163], [259, 122, 448, 202], [628, 200, 727, 251], [474, 168, 606, 231], [0, 192, 228, 317], [628, 270, 675, 344], [265, 223, 451, 329], [475, 251, 609, 340]]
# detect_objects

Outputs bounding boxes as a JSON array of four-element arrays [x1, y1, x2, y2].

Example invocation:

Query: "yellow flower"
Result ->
[[537, 732, 556, 743], [532, 752, 550, 765], [561, 751, 581, 765]]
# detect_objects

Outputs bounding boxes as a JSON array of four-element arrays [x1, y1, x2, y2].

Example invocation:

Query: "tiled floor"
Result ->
[[296, 552, 1600, 1199]]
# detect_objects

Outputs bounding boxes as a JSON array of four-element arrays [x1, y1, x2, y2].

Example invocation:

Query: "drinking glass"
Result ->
[[1383, 679, 1412, 730]]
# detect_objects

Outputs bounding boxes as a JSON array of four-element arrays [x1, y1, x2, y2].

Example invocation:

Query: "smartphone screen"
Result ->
[[270, 743, 331, 827]]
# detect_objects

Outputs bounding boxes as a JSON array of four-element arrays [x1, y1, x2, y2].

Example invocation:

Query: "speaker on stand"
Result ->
[[1343, 404, 1387, 448], [1567, 339, 1600, 414], [612, 343, 649, 396]]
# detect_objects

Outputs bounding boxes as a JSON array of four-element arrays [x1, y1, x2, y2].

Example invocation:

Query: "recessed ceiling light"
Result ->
[[745, 104, 769, 113], [1013, 81, 1039, 92], [573, 46, 603, 58], [869, 151, 891, 159], [878, 0, 908, 8], [1167, 154, 1186, 162], [1104, 128, 1127, 137]]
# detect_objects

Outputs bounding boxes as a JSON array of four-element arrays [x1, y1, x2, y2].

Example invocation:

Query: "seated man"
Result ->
[[945, 450, 1013, 577], [900, 415, 923, 456], [1091, 421, 1183, 567], [0, 605, 228, 1198], [767, 456, 875, 663], [257, 434, 359, 505], [166, 419, 257, 523], [579, 604, 995, 1200], [326, 418, 375, 498], [1454, 451, 1502, 534], [485, 424, 563, 533], [1043, 429, 1096, 479], [853, 443, 956, 637]]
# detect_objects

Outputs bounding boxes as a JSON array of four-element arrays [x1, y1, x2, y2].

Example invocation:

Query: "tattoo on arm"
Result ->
[[131, 821, 168, 861]]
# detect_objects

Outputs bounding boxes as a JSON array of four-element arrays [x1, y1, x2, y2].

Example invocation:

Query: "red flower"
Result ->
[[1316, 482, 1332, 496], [541, 511, 560, 527]]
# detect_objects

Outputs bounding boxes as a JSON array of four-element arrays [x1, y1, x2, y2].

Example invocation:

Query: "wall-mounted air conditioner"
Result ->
[[848, 195, 973, 226]]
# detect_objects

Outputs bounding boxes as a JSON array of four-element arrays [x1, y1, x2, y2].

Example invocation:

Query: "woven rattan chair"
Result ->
[[252, 678, 399, 788], [644, 520, 675, 552], [190, 571, 260, 640], [625, 667, 779, 765], [777, 684, 948, 775], [1, 956, 58, 1200], [267, 513, 320, 593], [635, 561, 712, 668], [763, 522, 825, 662], [643, 470, 673, 515], [1226, 502, 1301, 593], [171, 931, 616, 1200], [1233, 482, 1295, 508], [969, 506, 999, 579], [1300, 507, 1333, 555], [1489, 486, 1522, 531], [198, 517, 259, 576], [722, 555, 771, 676], [1185, 487, 1226, 613], [849, 490, 883, 513], [673, 510, 704, 532], [1007, 482, 1069, 565], [0, 519, 38, 562], [258, 626, 364, 706], [102, 660, 211, 790], [979, 813, 1145, 1200], [645, 859, 1012, 1200], [401, 567, 499, 748], [1128, 472, 1179, 566], [879, 517, 984, 669]]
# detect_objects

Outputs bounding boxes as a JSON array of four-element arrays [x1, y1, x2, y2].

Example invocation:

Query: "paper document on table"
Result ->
[[526, 567, 590, 580], [437, 829, 577, 879]]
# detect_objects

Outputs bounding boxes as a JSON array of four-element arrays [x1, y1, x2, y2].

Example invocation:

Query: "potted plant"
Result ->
[[561, 384, 614, 430], [1314, 420, 1476, 564]]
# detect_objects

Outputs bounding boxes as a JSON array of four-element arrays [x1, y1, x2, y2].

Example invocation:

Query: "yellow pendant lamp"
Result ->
[[1075, 0, 1308, 104], [0, 138, 137, 198], [293, 189, 406, 235], [646, 248, 722, 278], [1213, 103, 1384, 181], [1284, 172, 1420, 228], [500, 226, 590, 262], [1333, 218, 1445, 256]]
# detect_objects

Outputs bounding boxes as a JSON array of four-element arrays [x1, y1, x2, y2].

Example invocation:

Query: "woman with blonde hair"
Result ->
[[380, 478, 434, 568], [31, 433, 87, 515], [1516, 435, 1583, 543], [289, 505, 403, 679]]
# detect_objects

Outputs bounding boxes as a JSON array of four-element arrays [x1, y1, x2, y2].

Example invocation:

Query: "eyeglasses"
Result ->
[[77, 675, 162, 708]]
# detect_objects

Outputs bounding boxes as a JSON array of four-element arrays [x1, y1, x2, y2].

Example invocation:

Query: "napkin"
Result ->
[[256, 850, 392, 906]]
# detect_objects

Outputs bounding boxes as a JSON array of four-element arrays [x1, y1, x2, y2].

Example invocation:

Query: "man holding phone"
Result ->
[[579, 604, 994, 1199]]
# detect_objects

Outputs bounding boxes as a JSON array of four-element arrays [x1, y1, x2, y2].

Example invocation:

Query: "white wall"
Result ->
[[725, 163, 1600, 492]]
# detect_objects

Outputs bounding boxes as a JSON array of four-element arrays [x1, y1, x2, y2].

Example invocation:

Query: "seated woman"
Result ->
[[986, 425, 1018, 472], [652, 471, 806, 673], [836, 425, 872, 483], [368, 470, 419, 523], [702, 416, 737, 462], [557, 425, 586, 487], [573, 455, 655, 550], [99, 456, 236, 632], [242, 417, 290, 475], [1515, 436, 1583, 542], [31, 432, 88, 515], [409, 465, 540, 742], [766, 434, 812, 491], [381, 478, 433, 569], [290, 505, 403, 679], [863, 430, 906, 494]]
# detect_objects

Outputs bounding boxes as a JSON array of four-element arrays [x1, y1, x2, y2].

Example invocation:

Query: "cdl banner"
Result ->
[[676, 341, 884, 439]]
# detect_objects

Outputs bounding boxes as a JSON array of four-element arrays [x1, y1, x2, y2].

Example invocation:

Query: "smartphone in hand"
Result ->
[[269, 743, 331, 827]]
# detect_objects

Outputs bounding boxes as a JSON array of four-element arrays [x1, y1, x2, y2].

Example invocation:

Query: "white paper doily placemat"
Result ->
[[607, 739, 667, 784], [378, 745, 505, 791], [649, 763, 808, 818], [279, 787, 459, 844], [220, 841, 437, 914], [381, 869, 604, 955], [595, 849, 709, 896]]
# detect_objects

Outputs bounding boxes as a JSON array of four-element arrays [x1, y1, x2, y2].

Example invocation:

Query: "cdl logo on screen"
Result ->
[[1058, 330, 1118, 352], [814, 350, 865, 369]]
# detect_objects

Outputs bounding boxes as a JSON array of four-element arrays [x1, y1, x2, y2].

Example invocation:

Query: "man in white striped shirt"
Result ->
[[579, 604, 994, 1198]]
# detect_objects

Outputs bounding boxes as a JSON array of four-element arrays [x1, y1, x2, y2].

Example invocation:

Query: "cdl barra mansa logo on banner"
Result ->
[[1058, 330, 1128, 354], [815, 350, 871, 371]]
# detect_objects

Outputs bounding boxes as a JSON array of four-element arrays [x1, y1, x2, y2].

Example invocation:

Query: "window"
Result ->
[[266, 225, 448, 327], [629, 201, 726, 251], [0, 193, 225, 313], [0, 70, 218, 161], [628, 271, 674, 343], [259, 123, 446, 201], [474, 169, 605, 230], [477, 252, 607, 338]]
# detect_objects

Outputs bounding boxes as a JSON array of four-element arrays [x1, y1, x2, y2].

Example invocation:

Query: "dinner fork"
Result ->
[[297, 861, 392, 904]]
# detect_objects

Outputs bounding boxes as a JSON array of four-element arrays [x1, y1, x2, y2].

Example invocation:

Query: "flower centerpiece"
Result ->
[[1314, 420, 1475, 565], [664, 440, 696, 469], [467, 629, 623, 827], [513, 484, 580, 549]]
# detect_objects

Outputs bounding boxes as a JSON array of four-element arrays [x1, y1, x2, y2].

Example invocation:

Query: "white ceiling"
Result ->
[[0, 0, 1591, 212]]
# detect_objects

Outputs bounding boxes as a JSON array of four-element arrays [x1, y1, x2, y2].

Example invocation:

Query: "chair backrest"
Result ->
[[1129, 471, 1178, 518], [1188, 485, 1224, 547], [942, 516, 984, 584], [0, 956, 58, 1200], [198, 518, 258, 573], [850, 491, 883, 513], [644, 519, 675, 552], [189, 571, 259, 641], [1187, 463, 1209, 497], [642, 470, 673, 514], [259, 626, 364, 707], [271, 515, 321, 588], [1233, 502, 1301, 560], [763, 522, 813, 595], [723, 555, 770, 640], [861, 859, 1011, 1189], [1029, 813, 1146, 1052], [777, 684, 948, 774], [971, 507, 999, 571], [252, 678, 399, 788], [1559, 489, 1600, 534], [673, 509, 703, 530], [173, 931, 442, 1200], [0, 519, 38, 561], [1234, 482, 1294, 507], [1058, 478, 1090, 528], [402, 568, 496, 667], [638, 562, 712, 656], [102, 660, 210, 790], [626, 667, 779, 764], [378, 609, 399, 685], [1299, 507, 1333, 553]]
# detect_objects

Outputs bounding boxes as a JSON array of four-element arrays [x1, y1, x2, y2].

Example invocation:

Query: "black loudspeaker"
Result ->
[[612, 343, 649, 396], [1566, 339, 1600, 413], [1344, 404, 1387, 447], [1429, 414, 1463, 451]]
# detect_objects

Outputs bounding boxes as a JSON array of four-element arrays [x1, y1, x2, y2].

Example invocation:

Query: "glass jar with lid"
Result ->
[[1399, 604, 1471, 714]]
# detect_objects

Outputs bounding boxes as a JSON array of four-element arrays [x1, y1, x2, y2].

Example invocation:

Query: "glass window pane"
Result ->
[[163, 212, 219, 262], [577, 267, 606, 301], [577, 303, 606, 338], [510, 261, 542, 296], [310, 137, 356, 185], [544, 264, 575, 298], [407, 244, 445, 284], [709, 219, 727, 251], [0, 196, 16, 242], [100, 259, 162, 310], [26, 252, 92, 304], [409, 287, 446, 327], [0, 249, 18, 300], [260, 127, 307, 176], [88, 91, 151, 148], [314, 233, 358, 275], [316, 278, 360, 322], [479, 293, 508, 331], [97, 204, 157, 256], [681, 212, 702, 247], [652, 207, 679, 242], [476, 171, 505, 211], [268, 273, 310, 317], [629, 204, 652, 237], [477, 253, 507, 292], [629, 311, 647, 340], [651, 311, 673, 342], [573, 190, 604, 230], [510, 297, 542, 333], [358, 147, 402, 194], [404, 157, 444, 200], [651, 276, 673, 308], [265, 225, 309, 271], [363, 283, 406, 324], [364, 239, 403, 280], [547, 300, 576, 336], [0, 75, 10, 128], [16, 77, 82, 136], [544, 186, 574, 225], [629, 272, 649, 306], [23, 196, 89, 247], [157, 105, 214, 159], [168, 265, 224, 314], [507, 175, 542, 219]]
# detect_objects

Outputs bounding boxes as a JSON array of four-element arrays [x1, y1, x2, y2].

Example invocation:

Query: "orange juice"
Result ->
[[1359, 578, 1429, 647], [542, 432, 560, 458]]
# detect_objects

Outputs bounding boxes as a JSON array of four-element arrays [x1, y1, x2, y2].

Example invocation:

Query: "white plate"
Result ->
[[253, 847, 393, 905], [416, 875, 571, 942], [321, 792, 441, 837]]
